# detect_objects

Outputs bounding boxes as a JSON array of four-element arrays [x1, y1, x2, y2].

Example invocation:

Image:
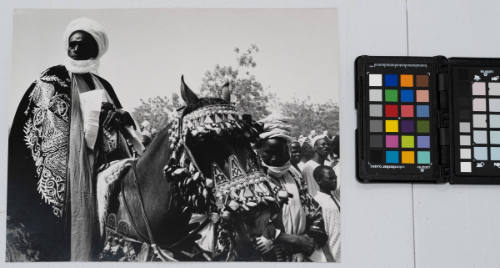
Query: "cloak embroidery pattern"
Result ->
[[23, 74, 71, 217]]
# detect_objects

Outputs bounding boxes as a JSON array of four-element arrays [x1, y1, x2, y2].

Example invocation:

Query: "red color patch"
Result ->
[[385, 104, 399, 117]]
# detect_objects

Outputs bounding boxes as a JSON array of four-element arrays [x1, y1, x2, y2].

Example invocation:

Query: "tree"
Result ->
[[279, 97, 339, 138], [132, 93, 181, 132], [200, 44, 271, 120]]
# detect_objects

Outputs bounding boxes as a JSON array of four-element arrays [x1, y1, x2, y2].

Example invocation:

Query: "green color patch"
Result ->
[[401, 135, 414, 148], [417, 120, 430, 133], [385, 89, 398, 102]]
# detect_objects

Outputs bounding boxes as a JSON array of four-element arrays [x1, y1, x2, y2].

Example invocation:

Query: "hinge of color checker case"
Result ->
[[436, 57, 450, 180]]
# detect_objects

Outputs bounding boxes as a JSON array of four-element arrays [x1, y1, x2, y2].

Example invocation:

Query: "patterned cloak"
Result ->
[[7, 65, 122, 261]]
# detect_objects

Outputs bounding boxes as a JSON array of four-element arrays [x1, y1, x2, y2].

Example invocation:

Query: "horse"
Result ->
[[99, 76, 287, 261]]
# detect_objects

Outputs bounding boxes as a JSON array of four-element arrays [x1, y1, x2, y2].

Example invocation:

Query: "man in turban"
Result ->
[[7, 18, 143, 261], [254, 114, 328, 261]]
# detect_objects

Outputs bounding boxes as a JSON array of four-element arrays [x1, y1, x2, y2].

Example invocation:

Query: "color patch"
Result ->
[[489, 82, 500, 96], [415, 75, 429, 87], [401, 151, 415, 164], [416, 120, 430, 133], [385, 104, 399, 117], [369, 150, 384, 164], [385, 120, 399, 132], [370, 120, 383, 132], [490, 131, 500, 144], [400, 119, 415, 133], [490, 115, 500, 128], [473, 114, 487, 128], [386, 151, 399, 164], [385, 135, 399, 148], [473, 130, 487, 144], [417, 136, 430, 148], [369, 89, 383, 102], [401, 90, 414, 102], [490, 99, 500, 112], [417, 151, 430, 164], [460, 148, 471, 159], [401, 105, 414, 117], [416, 90, 429, 102], [370, 104, 383, 117], [400, 74, 414, 87], [369, 74, 382, 87], [459, 122, 470, 133], [370, 135, 383, 148], [384, 74, 398, 87], [401, 135, 414, 148], [474, 147, 488, 160], [491, 147, 500, 161], [385, 89, 398, 102], [416, 105, 429, 117], [461, 162, 472, 172], [472, 82, 486, 95], [473, 98, 486, 112], [460, 135, 471, 146]]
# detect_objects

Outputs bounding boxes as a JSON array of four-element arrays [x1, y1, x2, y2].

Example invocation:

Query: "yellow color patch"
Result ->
[[401, 151, 415, 164], [400, 74, 414, 87], [385, 120, 399, 132]]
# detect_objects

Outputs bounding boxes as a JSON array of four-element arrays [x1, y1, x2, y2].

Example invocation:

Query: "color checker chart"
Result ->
[[368, 73, 431, 165], [356, 56, 439, 182]]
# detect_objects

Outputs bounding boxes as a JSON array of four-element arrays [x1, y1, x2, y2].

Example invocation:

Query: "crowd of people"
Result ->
[[140, 115, 341, 262]]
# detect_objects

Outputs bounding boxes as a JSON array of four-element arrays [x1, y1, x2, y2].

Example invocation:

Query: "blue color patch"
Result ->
[[401, 90, 414, 102], [385, 74, 398, 87], [416, 105, 429, 117], [386, 151, 399, 164]]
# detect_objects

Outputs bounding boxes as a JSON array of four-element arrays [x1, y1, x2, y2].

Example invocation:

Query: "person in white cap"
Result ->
[[7, 17, 142, 261], [254, 114, 328, 262], [301, 134, 331, 197]]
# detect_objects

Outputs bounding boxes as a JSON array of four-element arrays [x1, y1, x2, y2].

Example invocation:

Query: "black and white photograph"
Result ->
[[6, 9, 340, 262]]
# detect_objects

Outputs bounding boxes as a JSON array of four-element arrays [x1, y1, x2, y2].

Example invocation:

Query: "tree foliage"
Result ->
[[279, 97, 339, 138], [132, 94, 181, 131], [200, 44, 271, 120]]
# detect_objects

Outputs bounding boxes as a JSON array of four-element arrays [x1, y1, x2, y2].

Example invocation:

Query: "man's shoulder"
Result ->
[[40, 65, 68, 78], [37, 65, 71, 87]]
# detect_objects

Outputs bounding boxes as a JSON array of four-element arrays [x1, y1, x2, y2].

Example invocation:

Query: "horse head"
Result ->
[[114, 76, 288, 262], [162, 77, 287, 260]]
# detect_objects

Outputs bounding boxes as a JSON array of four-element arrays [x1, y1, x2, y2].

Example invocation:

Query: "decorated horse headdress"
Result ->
[[163, 76, 287, 217]]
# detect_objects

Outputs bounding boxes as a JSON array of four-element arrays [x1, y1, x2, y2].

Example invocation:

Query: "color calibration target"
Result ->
[[460, 80, 500, 172], [368, 73, 431, 165]]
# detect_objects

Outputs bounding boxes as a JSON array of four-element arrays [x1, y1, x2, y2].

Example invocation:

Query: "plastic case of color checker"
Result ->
[[356, 56, 500, 184]]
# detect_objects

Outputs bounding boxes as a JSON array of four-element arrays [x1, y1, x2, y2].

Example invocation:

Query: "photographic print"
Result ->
[[7, 9, 340, 262]]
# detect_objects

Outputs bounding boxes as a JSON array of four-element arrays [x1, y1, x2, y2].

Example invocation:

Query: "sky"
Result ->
[[10, 8, 339, 122]]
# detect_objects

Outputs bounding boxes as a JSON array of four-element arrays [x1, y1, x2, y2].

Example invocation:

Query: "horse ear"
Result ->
[[221, 81, 231, 103], [180, 75, 199, 105]]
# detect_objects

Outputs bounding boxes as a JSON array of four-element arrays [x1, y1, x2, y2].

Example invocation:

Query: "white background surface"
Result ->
[[2, 0, 500, 267]]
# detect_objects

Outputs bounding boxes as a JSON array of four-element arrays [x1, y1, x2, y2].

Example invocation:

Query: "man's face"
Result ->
[[67, 31, 98, 60], [314, 138, 329, 157], [318, 168, 337, 192], [289, 142, 301, 165], [259, 138, 290, 167]]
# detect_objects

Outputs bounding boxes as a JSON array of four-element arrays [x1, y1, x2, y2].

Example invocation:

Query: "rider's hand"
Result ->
[[102, 103, 135, 131], [255, 235, 274, 254]]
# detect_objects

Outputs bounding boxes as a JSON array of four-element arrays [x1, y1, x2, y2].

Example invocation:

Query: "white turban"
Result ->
[[64, 17, 109, 59], [63, 17, 109, 74], [258, 113, 293, 142]]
